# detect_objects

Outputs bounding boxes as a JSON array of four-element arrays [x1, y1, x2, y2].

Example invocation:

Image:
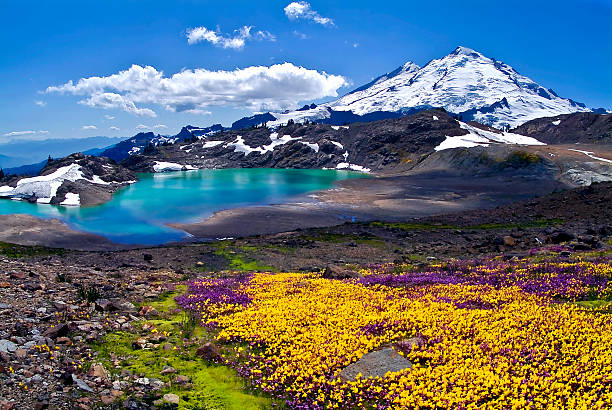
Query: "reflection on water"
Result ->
[[0, 168, 366, 245]]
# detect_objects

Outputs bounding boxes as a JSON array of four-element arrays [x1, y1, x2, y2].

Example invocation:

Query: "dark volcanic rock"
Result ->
[[512, 112, 612, 144], [122, 109, 464, 173]]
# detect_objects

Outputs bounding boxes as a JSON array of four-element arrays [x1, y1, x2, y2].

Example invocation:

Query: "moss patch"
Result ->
[[0, 241, 66, 258], [92, 288, 273, 409], [211, 243, 274, 272]]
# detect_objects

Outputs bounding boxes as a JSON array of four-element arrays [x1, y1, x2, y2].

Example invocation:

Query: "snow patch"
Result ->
[[331, 125, 349, 130], [433, 115, 439, 121], [331, 141, 344, 149], [435, 122, 545, 151], [300, 142, 319, 152], [60, 192, 80, 206], [335, 162, 371, 172], [153, 162, 197, 172], [568, 149, 612, 164], [202, 141, 224, 149], [552, 120, 561, 126]]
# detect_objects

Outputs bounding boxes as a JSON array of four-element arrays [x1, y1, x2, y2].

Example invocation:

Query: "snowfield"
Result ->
[[435, 122, 545, 151]]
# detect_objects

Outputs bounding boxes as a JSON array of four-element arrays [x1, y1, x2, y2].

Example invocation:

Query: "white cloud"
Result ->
[[284, 2, 334, 26], [3, 130, 37, 137], [39, 130, 49, 134], [81, 125, 97, 130], [293, 30, 309, 39], [353, 43, 359, 48], [80, 92, 156, 117], [105, 115, 115, 120], [109, 126, 120, 131], [135, 124, 168, 131], [46, 63, 347, 115], [186, 25, 275, 50], [35, 100, 47, 107]]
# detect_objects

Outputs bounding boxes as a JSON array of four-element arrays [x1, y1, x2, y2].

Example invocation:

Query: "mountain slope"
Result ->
[[511, 112, 612, 144], [241, 46, 591, 130]]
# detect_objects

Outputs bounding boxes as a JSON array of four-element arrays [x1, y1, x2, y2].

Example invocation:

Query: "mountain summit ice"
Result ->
[[266, 46, 591, 129]]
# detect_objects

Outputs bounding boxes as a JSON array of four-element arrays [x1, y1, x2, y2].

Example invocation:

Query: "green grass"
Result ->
[[369, 219, 564, 232], [92, 288, 273, 409], [0, 241, 66, 258], [211, 243, 274, 272]]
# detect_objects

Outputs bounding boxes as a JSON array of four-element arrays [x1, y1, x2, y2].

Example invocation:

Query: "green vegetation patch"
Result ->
[[92, 288, 273, 409], [210, 242, 275, 272], [0, 241, 66, 258]]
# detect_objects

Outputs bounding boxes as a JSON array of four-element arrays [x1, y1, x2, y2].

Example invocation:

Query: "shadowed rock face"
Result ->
[[512, 112, 612, 144], [121, 109, 466, 173], [0, 153, 137, 207]]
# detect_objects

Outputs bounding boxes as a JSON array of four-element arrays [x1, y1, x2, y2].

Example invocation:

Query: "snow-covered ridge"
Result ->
[[435, 122, 546, 151], [0, 164, 128, 204]]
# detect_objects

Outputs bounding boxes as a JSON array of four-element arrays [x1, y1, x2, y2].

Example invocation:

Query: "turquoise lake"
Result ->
[[0, 168, 366, 245]]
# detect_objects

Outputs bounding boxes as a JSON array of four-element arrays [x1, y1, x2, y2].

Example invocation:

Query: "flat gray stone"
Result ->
[[339, 347, 412, 381], [0, 339, 17, 353], [72, 374, 93, 392]]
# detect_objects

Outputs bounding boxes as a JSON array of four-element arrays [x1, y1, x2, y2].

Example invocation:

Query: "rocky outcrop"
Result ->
[[0, 153, 137, 207], [122, 110, 469, 173], [512, 112, 612, 144]]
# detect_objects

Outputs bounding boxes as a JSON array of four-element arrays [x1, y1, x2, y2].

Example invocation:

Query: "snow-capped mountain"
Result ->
[[261, 46, 591, 129]]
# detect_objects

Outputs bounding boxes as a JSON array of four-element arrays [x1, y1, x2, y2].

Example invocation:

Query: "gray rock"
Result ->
[[0, 303, 11, 309], [72, 375, 94, 392], [163, 393, 180, 405], [338, 347, 412, 381], [0, 339, 17, 353]]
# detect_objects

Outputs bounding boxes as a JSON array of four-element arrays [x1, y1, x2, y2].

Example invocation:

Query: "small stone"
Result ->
[[135, 377, 149, 386], [143, 253, 153, 262], [94, 299, 116, 312], [88, 363, 109, 381], [100, 395, 115, 405], [138, 305, 159, 317], [56, 337, 72, 346], [503, 236, 516, 247], [0, 303, 11, 309], [42, 323, 68, 340], [0, 340, 17, 354], [163, 393, 180, 405], [14, 348, 27, 359], [160, 366, 176, 375], [175, 375, 190, 384], [72, 375, 94, 392]]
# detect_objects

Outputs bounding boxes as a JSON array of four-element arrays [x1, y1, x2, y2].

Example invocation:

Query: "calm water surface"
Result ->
[[0, 168, 367, 245]]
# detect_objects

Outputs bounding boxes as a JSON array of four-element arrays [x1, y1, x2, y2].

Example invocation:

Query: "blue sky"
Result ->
[[1, 0, 610, 142]]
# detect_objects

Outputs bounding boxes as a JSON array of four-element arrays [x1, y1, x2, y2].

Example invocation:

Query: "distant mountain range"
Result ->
[[0, 136, 124, 171]]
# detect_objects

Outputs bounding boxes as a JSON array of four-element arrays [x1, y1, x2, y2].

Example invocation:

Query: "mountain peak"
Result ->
[[401, 61, 420, 72], [451, 46, 483, 58]]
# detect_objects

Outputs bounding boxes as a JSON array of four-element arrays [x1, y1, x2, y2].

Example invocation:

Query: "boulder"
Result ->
[[43, 323, 69, 340], [338, 347, 412, 381], [196, 342, 223, 363], [503, 236, 516, 247]]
